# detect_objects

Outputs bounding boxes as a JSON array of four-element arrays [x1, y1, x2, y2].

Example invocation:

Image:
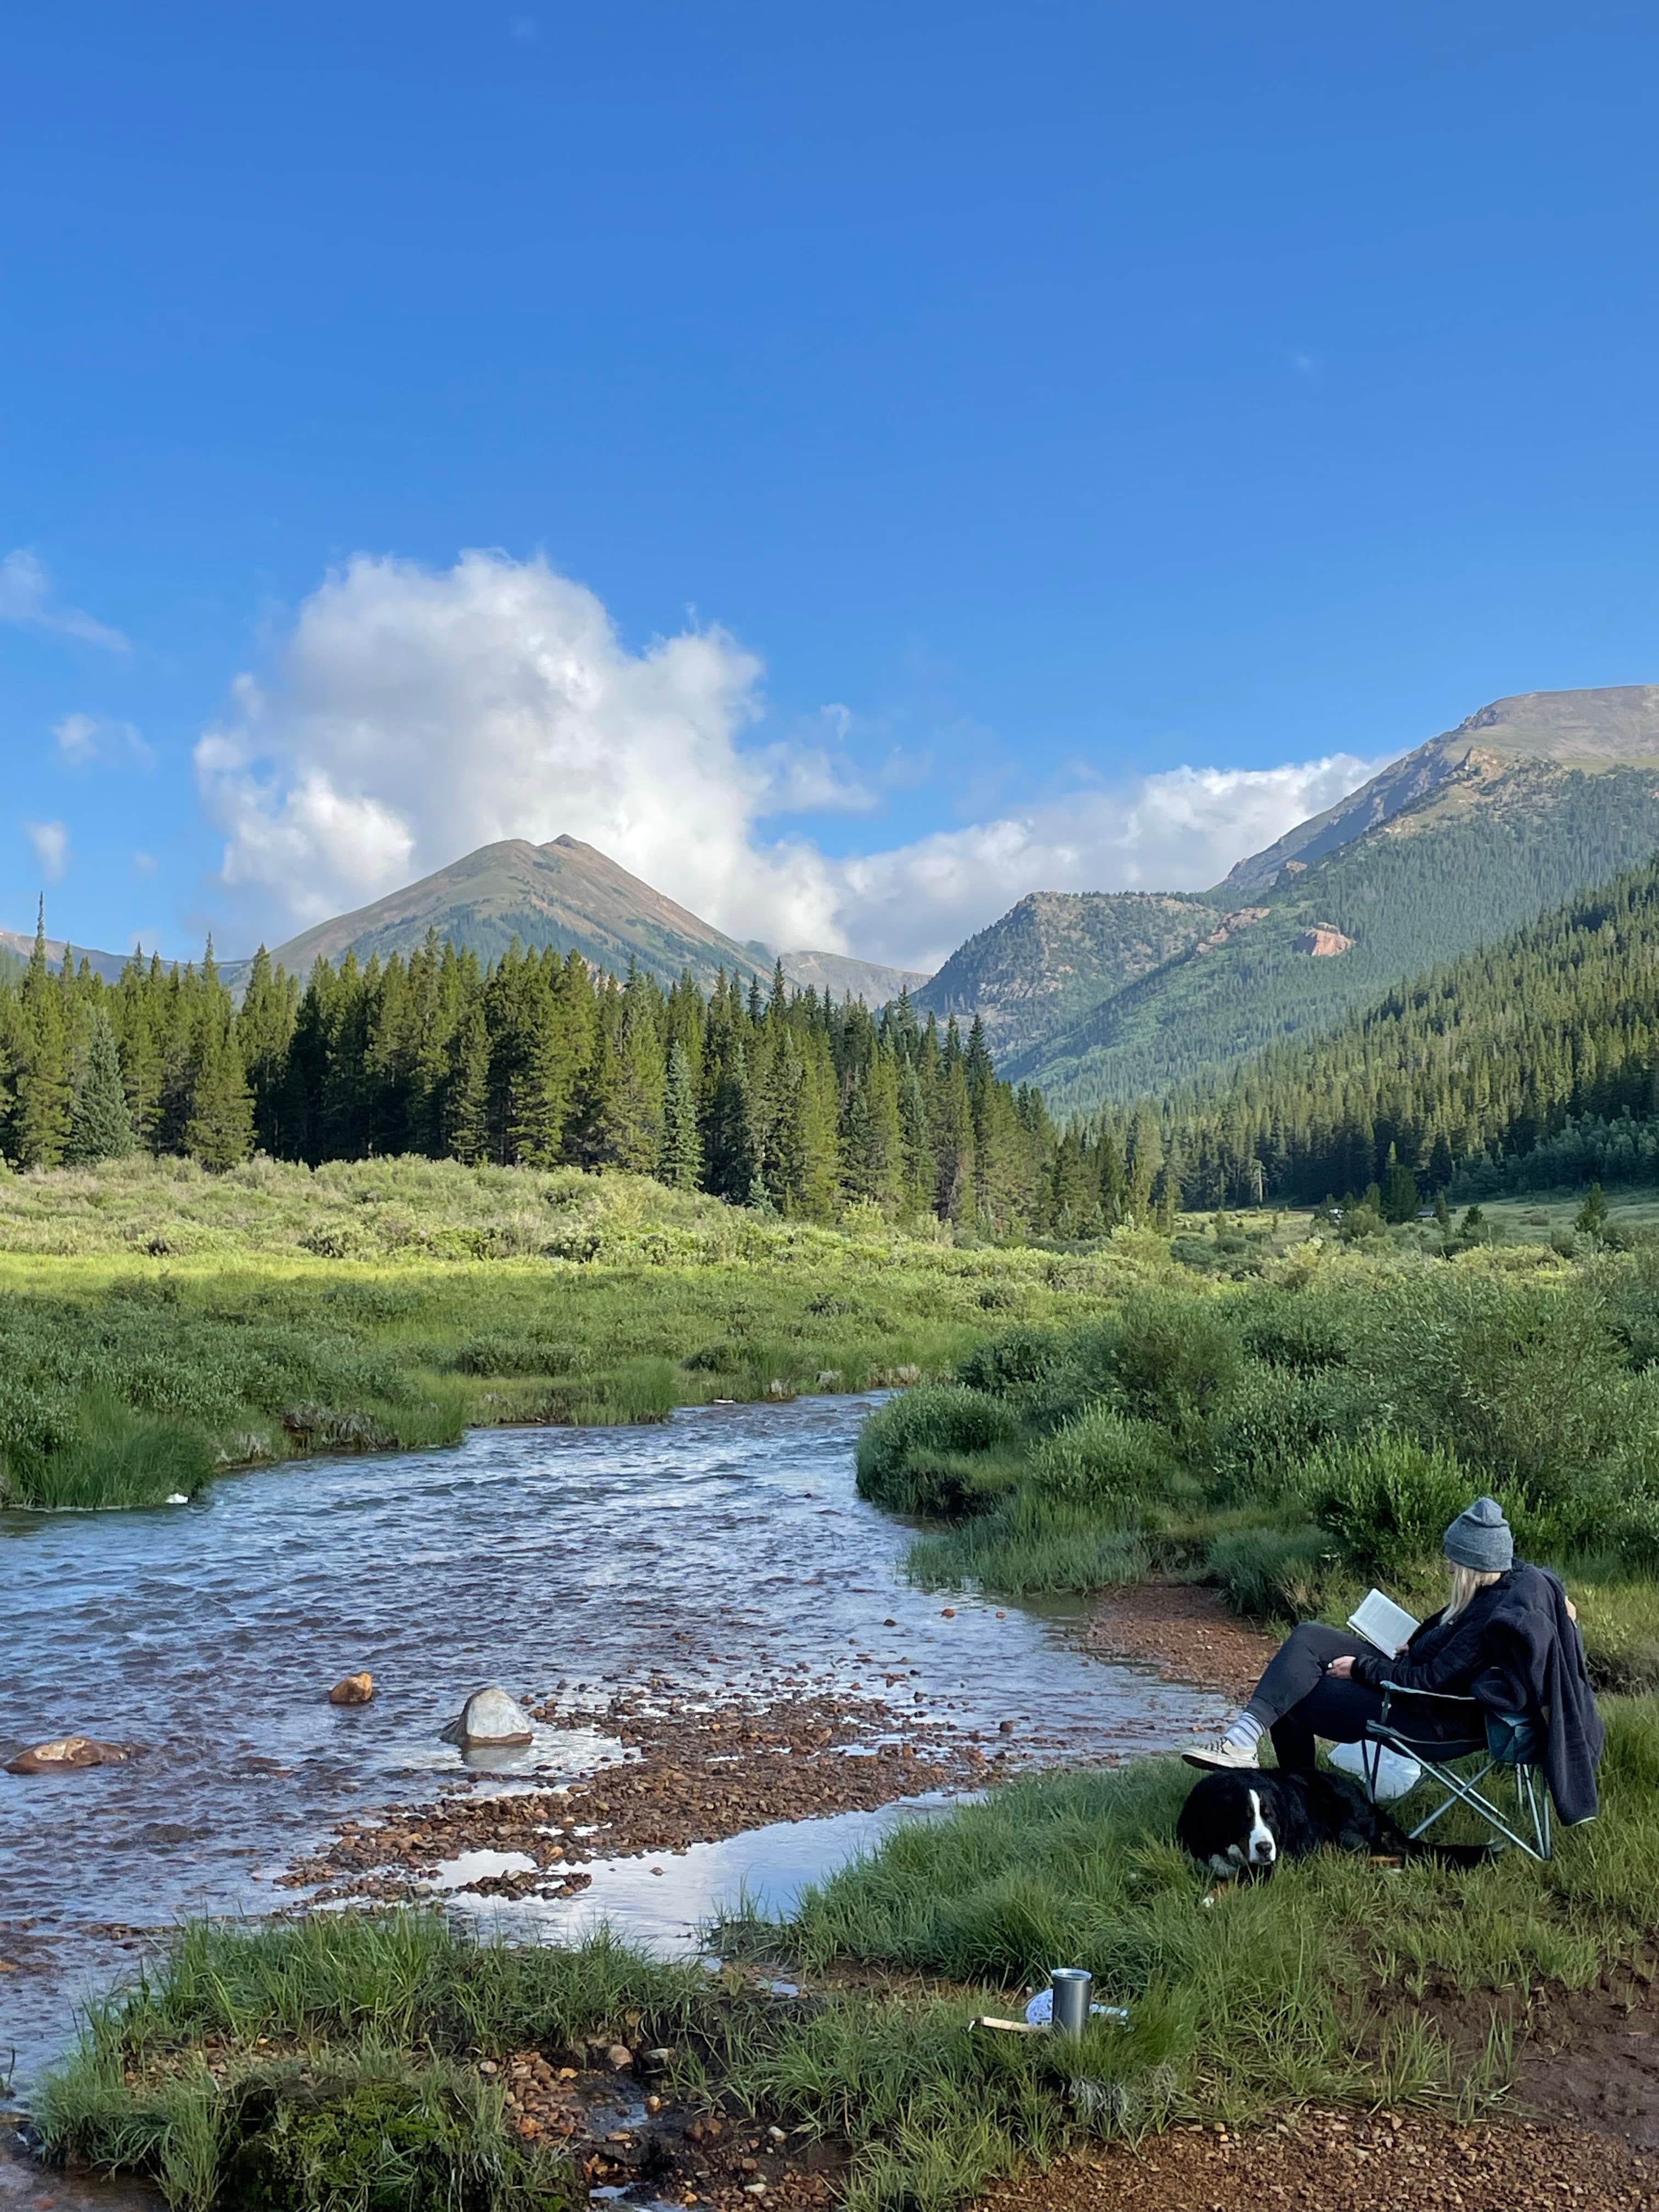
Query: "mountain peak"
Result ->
[[1223, 681, 1659, 895]]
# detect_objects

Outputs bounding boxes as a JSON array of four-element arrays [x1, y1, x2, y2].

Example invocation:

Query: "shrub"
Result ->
[[953, 1328, 1061, 1402], [1295, 1434, 1474, 1579], [854, 1387, 1019, 1514], [1107, 1294, 1240, 1432], [453, 1335, 582, 1378], [1025, 1406, 1171, 1510]]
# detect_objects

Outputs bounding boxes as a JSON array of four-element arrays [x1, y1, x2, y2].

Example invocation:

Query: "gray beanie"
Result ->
[[1443, 1496, 1513, 1573]]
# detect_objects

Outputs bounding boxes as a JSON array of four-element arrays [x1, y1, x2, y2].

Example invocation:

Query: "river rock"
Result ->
[[5, 1735, 129, 1775], [441, 1686, 534, 1748], [329, 1672, 375, 1706]]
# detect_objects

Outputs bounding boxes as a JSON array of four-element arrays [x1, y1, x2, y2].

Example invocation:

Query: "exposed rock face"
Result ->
[[329, 1672, 375, 1706], [441, 1686, 534, 1749], [1296, 927, 1355, 956], [5, 1735, 130, 1775]]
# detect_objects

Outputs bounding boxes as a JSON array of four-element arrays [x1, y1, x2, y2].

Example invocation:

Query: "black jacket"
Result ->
[[1355, 1563, 1602, 1825]]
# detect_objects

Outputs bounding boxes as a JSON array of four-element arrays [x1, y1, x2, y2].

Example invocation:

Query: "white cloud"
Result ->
[[26, 820, 70, 882], [194, 547, 1386, 973], [0, 550, 128, 651], [195, 550, 861, 944], [821, 756, 1383, 972], [133, 850, 159, 877], [52, 710, 153, 768]]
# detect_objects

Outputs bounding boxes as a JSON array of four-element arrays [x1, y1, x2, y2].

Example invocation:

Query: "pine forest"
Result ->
[[0, 921, 1126, 1237]]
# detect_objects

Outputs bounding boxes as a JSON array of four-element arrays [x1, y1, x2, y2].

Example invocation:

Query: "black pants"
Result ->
[[1243, 1621, 1385, 1771]]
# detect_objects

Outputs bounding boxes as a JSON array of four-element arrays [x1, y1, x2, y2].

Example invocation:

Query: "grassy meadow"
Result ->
[[24, 1162, 1659, 2209], [0, 1153, 1176, 1510]]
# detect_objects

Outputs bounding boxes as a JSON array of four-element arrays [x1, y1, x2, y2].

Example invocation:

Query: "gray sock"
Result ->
[[1221, 1712, 1265, 1754]]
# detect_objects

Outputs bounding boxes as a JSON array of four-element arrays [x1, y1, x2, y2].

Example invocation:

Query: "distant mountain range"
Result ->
[[919, 684, 1659, 1113], [14, 684, 1659, 1113]]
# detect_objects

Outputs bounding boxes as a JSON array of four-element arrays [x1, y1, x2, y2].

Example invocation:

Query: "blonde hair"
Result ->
[[1444, 1562, 1503, 1620]]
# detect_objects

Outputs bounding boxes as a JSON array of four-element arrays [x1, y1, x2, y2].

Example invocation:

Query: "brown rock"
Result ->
[[329, 1672, 375, 1706], [5, 1735, 129, 1775]]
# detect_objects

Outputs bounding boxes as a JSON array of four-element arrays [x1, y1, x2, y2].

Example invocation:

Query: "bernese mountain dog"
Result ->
[[1176, 1767, 1491, 1880]]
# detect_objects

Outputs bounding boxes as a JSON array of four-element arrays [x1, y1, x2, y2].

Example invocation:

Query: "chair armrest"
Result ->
[[1377, 1683, 1479, 1704]]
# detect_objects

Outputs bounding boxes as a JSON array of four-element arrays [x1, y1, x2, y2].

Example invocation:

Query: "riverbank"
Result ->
[[0, 1154, 1176, 1510]]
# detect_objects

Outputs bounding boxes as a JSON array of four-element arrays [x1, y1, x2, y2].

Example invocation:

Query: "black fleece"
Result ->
[[1354, 1563, 1603, 1825]]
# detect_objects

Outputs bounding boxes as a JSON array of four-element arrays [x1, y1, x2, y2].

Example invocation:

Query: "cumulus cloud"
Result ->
[[195, 549, 862, 944], [26, 820, 70, 882], [195, 547, 1384, 971], [0, 550, 128, 651]]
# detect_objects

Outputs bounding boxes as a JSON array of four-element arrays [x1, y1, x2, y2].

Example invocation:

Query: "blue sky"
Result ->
[[5, 2, 1659, 969]]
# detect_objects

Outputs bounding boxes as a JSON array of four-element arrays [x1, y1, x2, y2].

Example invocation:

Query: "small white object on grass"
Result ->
[[166, 1493, 189, 1505]]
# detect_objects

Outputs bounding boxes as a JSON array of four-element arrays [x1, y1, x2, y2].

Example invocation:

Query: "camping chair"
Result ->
[[1362, 1683, 1553, 1860]]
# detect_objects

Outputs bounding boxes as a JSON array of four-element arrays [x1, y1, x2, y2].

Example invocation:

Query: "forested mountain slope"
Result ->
[[928, 687, 1659, 1113], [915, 890, 1216, 1062], [1121, 850, 1659, 1208], [1018, 759, 1659, 1110]]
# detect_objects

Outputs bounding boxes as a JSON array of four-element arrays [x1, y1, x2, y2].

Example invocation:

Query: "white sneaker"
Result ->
[[1181, 1737, 1261, 1771]]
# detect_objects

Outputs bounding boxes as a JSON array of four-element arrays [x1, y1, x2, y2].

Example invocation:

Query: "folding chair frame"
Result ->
[[1363, 1683, 1552, 1861]]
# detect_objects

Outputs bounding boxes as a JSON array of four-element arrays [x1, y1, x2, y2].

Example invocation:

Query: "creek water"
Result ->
[[0, 1392, 1222, 2128]]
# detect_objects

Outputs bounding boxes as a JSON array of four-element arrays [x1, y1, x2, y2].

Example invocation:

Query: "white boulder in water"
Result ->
[[441, 1686, 534, 1749]]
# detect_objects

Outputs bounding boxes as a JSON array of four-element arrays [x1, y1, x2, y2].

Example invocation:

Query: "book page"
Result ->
[[1346, 1587, 1420, 1657]]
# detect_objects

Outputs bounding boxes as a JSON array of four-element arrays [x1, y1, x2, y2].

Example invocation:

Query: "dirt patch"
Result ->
[[490, 2041, 843, 2210], [983, 2110, 1657, 2210], [1083, 1581, 1277, 1703], [281, 1685, 994, 1904], [1509, 1963, 1659, 2149]]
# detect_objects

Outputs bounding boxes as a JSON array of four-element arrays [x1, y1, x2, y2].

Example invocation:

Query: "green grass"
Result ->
[[0, 1155, 1183, 1511]]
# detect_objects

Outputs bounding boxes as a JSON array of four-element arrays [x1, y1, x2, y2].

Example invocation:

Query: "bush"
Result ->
[[854, 1387, 1019, 1514], [953, 1328, 1062, 1402], [1108, 1295, 1240, 1432], [1295, 1434, 1474, 1579], [454, 1335, 582, 1378], [1025, 1406, 1171, 1510]]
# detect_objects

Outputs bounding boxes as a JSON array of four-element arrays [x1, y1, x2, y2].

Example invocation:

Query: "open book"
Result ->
[[1346, 1588, 1420, 1658]]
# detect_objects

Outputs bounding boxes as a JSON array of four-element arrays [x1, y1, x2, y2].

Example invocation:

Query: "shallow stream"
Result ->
[[1, 1393, 1221, 2118]]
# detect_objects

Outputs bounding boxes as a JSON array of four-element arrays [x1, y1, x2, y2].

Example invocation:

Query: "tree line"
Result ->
[[1084, 851, 1659, 1209], [0, 916, 1175, 1237]]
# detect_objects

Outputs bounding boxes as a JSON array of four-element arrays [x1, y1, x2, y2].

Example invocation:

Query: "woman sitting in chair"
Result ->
[[1182, 1498, 1599, 1814]]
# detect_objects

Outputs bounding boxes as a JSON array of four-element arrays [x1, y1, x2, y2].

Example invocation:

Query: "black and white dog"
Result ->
[[1176, 1767, 1490, 1880]]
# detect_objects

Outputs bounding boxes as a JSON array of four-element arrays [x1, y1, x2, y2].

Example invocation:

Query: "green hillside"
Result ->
[[1119, 847, 1659, 1209], [1018, 758, 1659, 1111], [915, 889, 1215, 1062], [914, 686, 1659, 1114]]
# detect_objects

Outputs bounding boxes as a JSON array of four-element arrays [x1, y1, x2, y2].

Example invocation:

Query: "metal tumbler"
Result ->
[[1048, 1966, 1092, 2038]]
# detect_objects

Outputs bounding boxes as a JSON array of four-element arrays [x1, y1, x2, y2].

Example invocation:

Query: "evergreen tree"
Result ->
[[660, 1040, 703, 1189], [65, 1008, 137, 1164], [185, 1013, 255, 1169]]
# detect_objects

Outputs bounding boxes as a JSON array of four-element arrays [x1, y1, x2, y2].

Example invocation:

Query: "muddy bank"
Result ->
[[1083, 1579, 1277, 1702]]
